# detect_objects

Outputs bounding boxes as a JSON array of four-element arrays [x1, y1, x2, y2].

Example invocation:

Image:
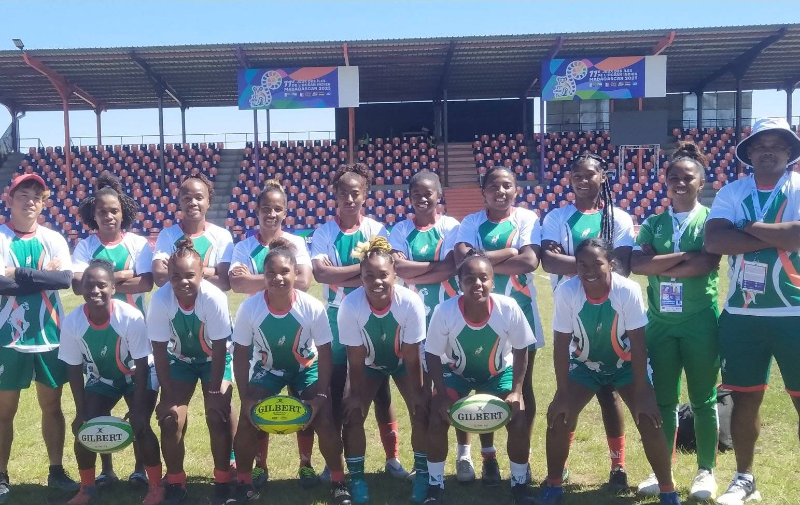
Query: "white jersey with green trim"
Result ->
[[59, 300, 150, 387], [426, 294, 535, 384], [147, 280, 232, 364], [310, 217, 388, 308], [0, 224, 72, 352], [72, 233, 153, 314], [542, 204, 635, 290], [230, 232, 311, 275], [338, 284, 426, 374], [153, 223, 233, 268]]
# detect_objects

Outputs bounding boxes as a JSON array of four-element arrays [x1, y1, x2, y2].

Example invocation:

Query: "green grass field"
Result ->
[[6, 265, 800, 504]]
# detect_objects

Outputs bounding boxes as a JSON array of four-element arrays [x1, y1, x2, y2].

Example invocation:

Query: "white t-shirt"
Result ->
[[59, 300, 151, 387], [153, 223, 233, 268], [147, 279, 232, 364], [230, 232, 311, 275], [338, 284, 426, 373], [232, 289, 331, 376]]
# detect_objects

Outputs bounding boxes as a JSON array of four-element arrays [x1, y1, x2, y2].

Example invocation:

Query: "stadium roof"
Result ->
[[1, 24, 800, 111]]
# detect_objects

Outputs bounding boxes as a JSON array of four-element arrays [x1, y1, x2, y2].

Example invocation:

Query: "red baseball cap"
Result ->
[[9, 173, 47, 195]]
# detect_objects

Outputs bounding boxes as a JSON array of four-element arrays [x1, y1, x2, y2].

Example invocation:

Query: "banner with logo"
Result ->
[[237, 67, 359, 110], [542, 55, 666, 101]]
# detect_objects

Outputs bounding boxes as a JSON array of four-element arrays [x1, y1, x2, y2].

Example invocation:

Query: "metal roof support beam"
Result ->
[[786, 79, 797, 125], [20, 52, 105, 111], [438, 39, 456, 95], [695, 87, 704, 129], [343, 43, 354, 161], [437, 39, 455, 186], [181, 106, 187, 144], [693, 28, 786, 91], [157, 85, 166, 187], [95, 109, 102, 147], [235, 46, 259, 165], [130, 51, 185, 108], [651, 31, 675, 56], [539, 36, 564, 181], [735, 74, 744, 173]]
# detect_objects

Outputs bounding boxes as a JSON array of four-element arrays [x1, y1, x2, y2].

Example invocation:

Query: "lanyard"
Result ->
[[668, 204, 701, 253], [749, 172, 789, 223]]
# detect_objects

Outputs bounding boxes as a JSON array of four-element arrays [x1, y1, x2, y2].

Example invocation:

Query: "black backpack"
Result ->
[[675, 387, 733, 452]]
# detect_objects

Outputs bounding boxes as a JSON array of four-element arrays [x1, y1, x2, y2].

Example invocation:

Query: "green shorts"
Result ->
[[443, 367, 513, 398], [569, 361, 635, 392], [85, 366, 159, 400], [249, 361, 318, 395], [719, 311, 800, 395], [0, 347, 67, 391], [364, 363, 407, 380], [327, 306, 347, 366], [169, 352, 233, 384]]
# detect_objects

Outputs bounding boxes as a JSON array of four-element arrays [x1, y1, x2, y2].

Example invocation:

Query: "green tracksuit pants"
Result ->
[[646, 306, 720, 470]]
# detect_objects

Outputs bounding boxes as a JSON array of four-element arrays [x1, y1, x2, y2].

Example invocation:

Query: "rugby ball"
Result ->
[[251, 395, 311, 435], [449, 394, 512, 434], [77, 416, 134, 454]]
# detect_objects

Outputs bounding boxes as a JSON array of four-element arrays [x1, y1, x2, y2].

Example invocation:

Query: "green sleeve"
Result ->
[[635, 217, 655, 247]]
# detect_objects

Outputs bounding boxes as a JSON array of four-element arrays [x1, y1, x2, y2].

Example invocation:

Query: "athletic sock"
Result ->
[[379, 421, 399, 460], [659, 483, 675, 493], [78, 469, 95, 488], [257, 436, 269, 470], [345, 456, 365, 480], [144, 465, 162, 487], [547, 477, 563, 487], [238, 472, 253, 485], [329, 469, 345, 483], [456, 444, 471, 461], [735, 472, 754, 483], [297, 431, 314, 466], [481, 446, 497, 461], [509, 462, 527, 487], [213, 468, 231, 484], [569, 431, 575, 446], [607, 436, 626, 469], [427, 461, 445, 489], [166, 471, 186, 488], [413, 452, 428, 475]]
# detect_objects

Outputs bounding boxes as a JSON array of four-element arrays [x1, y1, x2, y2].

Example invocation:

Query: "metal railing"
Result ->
[[68, 130, 337, 149], [18, 137, 44, 150]]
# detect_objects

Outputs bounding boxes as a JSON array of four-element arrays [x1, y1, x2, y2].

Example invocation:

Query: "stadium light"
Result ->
[[12, 39, 24, 50]]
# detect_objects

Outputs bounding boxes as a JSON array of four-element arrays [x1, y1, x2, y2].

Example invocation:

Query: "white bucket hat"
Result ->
[[735, 117, 800, 167]]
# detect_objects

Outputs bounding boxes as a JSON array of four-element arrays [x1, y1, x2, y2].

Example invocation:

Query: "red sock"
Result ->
[[214, 468, 231, 484], [297, 431, 314, 466], [238, 472, 252, 485], [481, 447, 497, 461], [568, 431, 576, 446], [659, 483, 675, 493], [79, 468, 95, 488], [166, 471, 187, 487], [144, 465, 162, 487], [607, 435, 626, 469], [379, 421, 399, 460], [547, 477, 563, 487], [329, 469, 345, 483], [257, 436, 269, 470]]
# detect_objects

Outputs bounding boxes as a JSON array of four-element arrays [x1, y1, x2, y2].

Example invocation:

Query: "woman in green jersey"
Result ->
[[230, 238, 352, 505], [540, 239, 680, 505], [631, 142, 721, 500]]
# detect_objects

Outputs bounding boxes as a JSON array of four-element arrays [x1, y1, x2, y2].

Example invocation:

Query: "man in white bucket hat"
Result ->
[[705, 117, 800, 505]]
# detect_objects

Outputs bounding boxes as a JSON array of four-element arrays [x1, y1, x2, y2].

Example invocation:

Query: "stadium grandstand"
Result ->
[[2, 24, 800, 245]]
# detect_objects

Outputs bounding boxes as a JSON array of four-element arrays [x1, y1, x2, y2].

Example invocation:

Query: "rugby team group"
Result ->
[[0, 118, 799, 505]]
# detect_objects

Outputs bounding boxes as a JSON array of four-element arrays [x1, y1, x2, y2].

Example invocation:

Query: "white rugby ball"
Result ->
[[77, 416, 134, 454], [449, 393, 512, 434]]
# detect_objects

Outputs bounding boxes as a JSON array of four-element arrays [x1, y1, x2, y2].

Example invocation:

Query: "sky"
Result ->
[[2, 0, 800, 148]]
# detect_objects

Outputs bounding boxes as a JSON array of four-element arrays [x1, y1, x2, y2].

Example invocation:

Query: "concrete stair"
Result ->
[[206, 148, 245, 227], [0, 152, 24, 187], [444, 186, 484, 221], [441, 143, 479, 187]]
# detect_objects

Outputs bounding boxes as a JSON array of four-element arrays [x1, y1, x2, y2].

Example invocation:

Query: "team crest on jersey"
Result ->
[[581, 228, 591, 238], [381, 333, 387, 341], [278, 336, 286, 346], [655, 224, 663, 238], [596, 322, 602, 333], [25, 256, 32, 266], [419, 244, 429, 254], [474, 346, 483, 356], [8, 302, 31, 344], [490, 235, 500, 245], [101, 346, 108, 357]]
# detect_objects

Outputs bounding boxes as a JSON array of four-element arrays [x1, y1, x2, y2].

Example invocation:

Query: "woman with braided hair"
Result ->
[[147, 239, 235, 505], [631, 141, 721, 500], [338, 236, 428, 504], [540, 152, 635, 492], [72, 171, 154, 488]]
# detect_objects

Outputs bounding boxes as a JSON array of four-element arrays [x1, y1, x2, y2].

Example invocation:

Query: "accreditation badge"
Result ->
[[659, 282, 683, 313], [741, 261, 768, 295]]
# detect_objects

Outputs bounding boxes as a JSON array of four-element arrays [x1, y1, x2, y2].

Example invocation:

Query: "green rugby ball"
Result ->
[[77, 416, 134, 454], [449, 393, 512, 434], [251, 395, 311, 435]]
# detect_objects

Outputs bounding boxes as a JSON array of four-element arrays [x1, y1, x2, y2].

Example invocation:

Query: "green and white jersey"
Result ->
[[552, 273, 648, 375], [455, 207, 543, 336], [59, 300, 150, 388], [232, 289, 330, 376], [708, 172, 800, 316], [310, 217, 388, 308], [542, 204, 635, 290], [147, 280, 232, 364], [0, 224, 72, 352], [426, 294, 535, 384], [72, 233, 153, 314], [389, 216, 460, 321], [338, 284, 426, 374], [635, 204, 719, 322], [230, 231, 311, 275], [153, 223, 233, 269]]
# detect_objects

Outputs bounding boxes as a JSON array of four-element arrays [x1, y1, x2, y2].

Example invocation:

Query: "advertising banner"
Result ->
[[238, 66, 359, 110], [542, 55, 666, 101]]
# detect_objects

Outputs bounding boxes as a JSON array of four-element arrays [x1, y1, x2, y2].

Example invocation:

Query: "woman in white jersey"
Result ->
[[339, 237, 428, 504], [59, 260, 162, 505], [230, 238, 353, 505], [229, 180, 315, 488], [424, 251, 536, 505], [454, 166, 543, 485], [148, 240, 235, 505], [539, 238, 679, 505], [73, 171, 154, 488], [540, 153, 635, 491], [311, 163, 409, 480]]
